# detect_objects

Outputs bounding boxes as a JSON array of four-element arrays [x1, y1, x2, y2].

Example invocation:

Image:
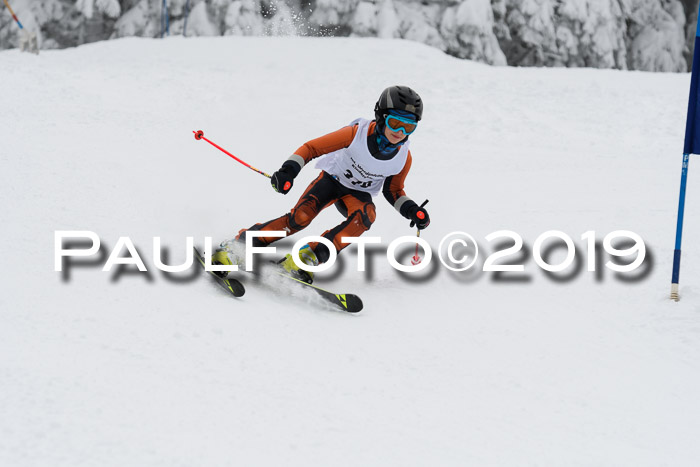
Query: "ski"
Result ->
[[199, 246, 362, 312], [193, 247, 245, 297], [270, 270, 363, 313]]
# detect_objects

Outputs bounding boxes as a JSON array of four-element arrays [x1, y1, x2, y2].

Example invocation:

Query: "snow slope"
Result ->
[[1, 36, 700, 466]]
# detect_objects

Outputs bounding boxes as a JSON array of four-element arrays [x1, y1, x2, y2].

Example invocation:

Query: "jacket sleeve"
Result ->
[[382, 151, 418, 218], [281, 125, 359, 177]]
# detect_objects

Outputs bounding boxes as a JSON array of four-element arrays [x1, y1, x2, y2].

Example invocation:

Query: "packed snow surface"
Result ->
[[1, 36, 700, 466]]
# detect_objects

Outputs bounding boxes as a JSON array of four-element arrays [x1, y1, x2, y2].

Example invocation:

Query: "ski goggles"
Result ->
[[385, 113, 418, 135]]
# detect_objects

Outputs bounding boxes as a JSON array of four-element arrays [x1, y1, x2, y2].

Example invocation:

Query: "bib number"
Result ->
[[344, 169, 373, 189]]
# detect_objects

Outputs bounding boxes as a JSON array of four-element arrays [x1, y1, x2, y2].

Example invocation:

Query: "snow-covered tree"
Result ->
[[376, 0, 399, 39], [185, 1, 220, 36], [396, 1, 445, 51], [555, 0, 627, 69], [112, 0, 159, 38], [266, 0, 296, 35], [492, 0, 558, 66], [349, 1, 376, 36], [0, 0, 693, 72], [441, 0, 507, 65], [308, 0, 357, 34], [626, 0, 687, 71], [224, 0, 265, 35], [76, 0, 120, 19]]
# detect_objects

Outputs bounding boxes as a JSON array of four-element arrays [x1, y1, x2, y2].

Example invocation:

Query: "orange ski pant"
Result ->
[[238, 171, 376, 263]]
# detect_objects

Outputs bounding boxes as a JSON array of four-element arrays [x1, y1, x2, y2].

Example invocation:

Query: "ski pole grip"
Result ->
[[410, 199, 429, 228]]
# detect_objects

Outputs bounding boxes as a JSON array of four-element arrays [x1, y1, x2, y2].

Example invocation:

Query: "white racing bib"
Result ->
[[315, 118, 409, 196]]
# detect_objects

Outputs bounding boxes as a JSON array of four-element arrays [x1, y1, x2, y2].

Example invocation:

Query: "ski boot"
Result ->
[[210, 249, 236, 278], [279, 244, 319, 284], [210, 239, 247, 278]]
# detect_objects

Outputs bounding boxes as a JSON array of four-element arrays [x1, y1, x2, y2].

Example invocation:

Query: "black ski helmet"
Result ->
[[374, 85, 423, 122]]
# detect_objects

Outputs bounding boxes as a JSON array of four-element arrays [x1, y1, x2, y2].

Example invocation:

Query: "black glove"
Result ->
[[407, 204, 430, 230], [271, 160, 302, 194], [271, 166, 295, 194]]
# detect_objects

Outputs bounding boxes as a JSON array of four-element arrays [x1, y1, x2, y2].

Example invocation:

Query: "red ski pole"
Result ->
[[193, 130, 272, 179], [410, 199, 429, 265]]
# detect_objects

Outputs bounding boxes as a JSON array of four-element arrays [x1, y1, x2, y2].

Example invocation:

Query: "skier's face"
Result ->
[[384, 126, 406, 144]]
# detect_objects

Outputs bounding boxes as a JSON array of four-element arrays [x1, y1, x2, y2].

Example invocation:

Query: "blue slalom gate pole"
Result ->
[[672, 154, 690, 300], [672, 4, 700, 300], [161, 0, 169, 38]]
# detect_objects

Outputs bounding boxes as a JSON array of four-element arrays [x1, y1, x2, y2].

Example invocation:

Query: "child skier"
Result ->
[[213, 85, 431, 283]]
